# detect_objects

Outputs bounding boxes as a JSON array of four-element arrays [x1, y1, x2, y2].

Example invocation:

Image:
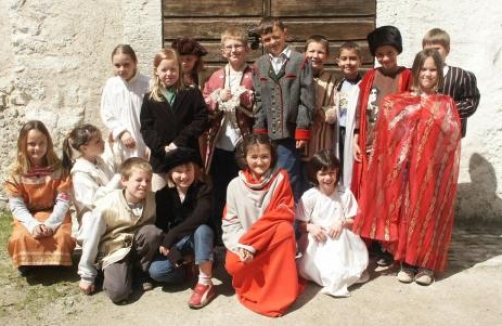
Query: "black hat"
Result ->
[[171, 38, 208, 57], [163, 147, 202, 172], [367, 25, 403, 56]]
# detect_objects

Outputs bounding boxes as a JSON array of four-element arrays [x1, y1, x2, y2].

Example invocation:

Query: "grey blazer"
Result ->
[[252, 50, 315, 140]]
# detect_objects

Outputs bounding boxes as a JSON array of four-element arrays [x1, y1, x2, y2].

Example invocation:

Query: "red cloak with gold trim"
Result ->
[[353, 92, 461, 272]]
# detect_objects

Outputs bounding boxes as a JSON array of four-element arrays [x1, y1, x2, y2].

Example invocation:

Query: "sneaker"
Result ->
[[376, 250, 394, 267], [142, 280, 154, 291], [397, 265, 415, 284], [136, 272, 154, 292], [414, 269, 434, 286], [188, 283, 215, 309]]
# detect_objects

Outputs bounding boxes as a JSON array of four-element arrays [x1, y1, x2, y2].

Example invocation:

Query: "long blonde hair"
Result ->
[[149, 49, 183, 102], [11, 120, 62, 175]]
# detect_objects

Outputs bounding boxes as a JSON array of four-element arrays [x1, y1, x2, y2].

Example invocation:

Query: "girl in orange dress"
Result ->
[[5, 120, 76, 275]]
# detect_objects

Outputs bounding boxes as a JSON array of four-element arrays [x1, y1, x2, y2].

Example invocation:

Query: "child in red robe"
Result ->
[[222, 134, 304, 317]]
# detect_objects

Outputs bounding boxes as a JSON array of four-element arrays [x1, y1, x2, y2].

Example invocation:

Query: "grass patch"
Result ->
[[0, 210, 82, 321]]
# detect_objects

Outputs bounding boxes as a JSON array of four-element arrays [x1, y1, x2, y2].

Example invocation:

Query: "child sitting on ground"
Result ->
[[6, 120, 76, 276], [62, 124, 121, 244], [149, 147, 215, 309], [296, 149, 368, 297], [78, 157, 161, 303]]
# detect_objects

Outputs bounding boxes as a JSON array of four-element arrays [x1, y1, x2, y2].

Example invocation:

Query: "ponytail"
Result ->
[[61, 124, 100, 172]]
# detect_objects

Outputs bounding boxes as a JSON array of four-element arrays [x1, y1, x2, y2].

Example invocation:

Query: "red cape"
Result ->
[[351, 67, 412, 199], [353, 92, 461, 272], [225, 169, 305, 317]]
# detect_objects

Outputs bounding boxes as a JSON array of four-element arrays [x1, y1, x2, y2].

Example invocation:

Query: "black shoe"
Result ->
[[18, 266, 33, 277], [134, 271, 154, 291], [376, 251, 394, 267]]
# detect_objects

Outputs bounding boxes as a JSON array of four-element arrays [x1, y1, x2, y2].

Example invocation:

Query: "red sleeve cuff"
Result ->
[[295, 129, 310, 140], [253, 128, 268, 134]]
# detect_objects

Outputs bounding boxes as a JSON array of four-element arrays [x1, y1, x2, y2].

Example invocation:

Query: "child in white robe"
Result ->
[[296, 149, 368, 297]]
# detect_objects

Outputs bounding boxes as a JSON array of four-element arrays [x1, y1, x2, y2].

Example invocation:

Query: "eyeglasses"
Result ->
[[222, 44, 244, 52]]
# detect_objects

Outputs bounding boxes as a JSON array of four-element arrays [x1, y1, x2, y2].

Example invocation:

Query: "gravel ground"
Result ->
[[1, 226, 501, 326]]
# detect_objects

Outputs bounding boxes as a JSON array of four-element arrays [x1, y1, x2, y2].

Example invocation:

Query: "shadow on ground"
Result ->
[[14, 223, 502, 296], [24, 255, 80, 286], [444, 223, 502, 279]]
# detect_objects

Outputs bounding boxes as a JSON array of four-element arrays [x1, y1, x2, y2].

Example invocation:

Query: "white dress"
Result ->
[[100, 71, 150, 163], [296, 185, 368, 297]]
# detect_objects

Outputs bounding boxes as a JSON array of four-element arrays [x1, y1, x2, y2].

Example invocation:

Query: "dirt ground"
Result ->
[[1, 225, 502, 326]]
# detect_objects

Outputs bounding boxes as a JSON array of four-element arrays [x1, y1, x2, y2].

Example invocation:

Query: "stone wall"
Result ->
[[0, 0, 162, 205], [1, 0, 501, 222]]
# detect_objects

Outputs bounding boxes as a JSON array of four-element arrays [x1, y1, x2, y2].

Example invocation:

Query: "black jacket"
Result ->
[[155, 181, 213, 263], [140, 88, 208, 173]]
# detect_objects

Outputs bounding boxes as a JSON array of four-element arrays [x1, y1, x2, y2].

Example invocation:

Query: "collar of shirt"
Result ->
[[443, 65, 450, 76], [269, 47, 291, 74], [121, 70, 139, 86], [268, 47, 291, 61]]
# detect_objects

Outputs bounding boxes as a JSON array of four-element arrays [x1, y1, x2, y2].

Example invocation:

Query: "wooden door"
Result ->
[[162, 0, 375, 76]]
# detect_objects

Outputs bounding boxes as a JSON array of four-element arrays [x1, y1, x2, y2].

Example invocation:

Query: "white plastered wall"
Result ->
[[0, 0, 500, 222], [377, 0, 502, 222]]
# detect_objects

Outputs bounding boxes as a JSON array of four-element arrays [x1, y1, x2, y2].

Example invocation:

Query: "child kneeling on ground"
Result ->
[[149, 147, 215, 309], [222, 134, 304, 317], [296, 149, 369, 297], [78, 157, 161, 303]]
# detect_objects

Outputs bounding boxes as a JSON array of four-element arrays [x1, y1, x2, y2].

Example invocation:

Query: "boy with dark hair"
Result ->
[[351, 26, 412, 268], [352, 25, 412, 199], [334, 41, 363, 187], [252, 17, 315, 200]]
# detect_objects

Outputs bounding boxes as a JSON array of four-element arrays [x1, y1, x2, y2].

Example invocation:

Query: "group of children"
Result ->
[[4, 15, 479, 318]]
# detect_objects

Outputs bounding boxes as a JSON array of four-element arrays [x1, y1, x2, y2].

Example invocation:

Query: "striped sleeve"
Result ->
[[455, 69, 480, 119]]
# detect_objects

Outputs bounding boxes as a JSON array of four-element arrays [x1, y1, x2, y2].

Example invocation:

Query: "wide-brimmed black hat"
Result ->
[[367, 25, 403, 56], [171, 38, 208, 56], [163, 147, 202, 172]]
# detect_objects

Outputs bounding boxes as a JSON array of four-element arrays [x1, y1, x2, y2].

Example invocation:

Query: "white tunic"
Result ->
[[296, 185, 368, 297], [71, 152, 121, 243], [100, 72, 150, 162], [334, 81, 360, 187]]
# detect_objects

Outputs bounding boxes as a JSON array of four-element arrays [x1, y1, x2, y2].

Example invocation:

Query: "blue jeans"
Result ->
[[148, 224, 214, 284], [275, 138, 301, 201]]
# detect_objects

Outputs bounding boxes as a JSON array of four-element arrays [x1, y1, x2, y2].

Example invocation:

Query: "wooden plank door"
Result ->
[[162, 0, 376, 76]]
